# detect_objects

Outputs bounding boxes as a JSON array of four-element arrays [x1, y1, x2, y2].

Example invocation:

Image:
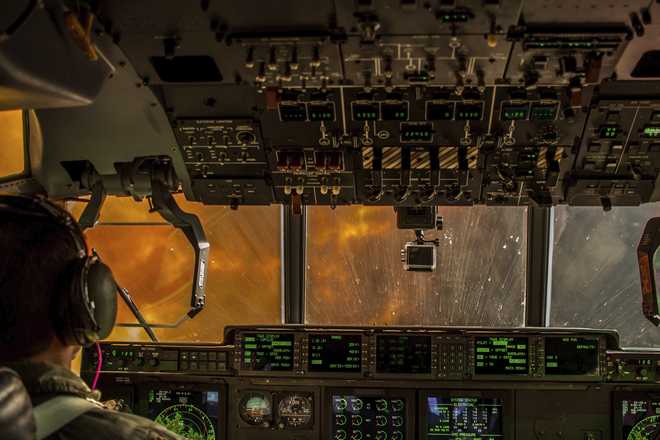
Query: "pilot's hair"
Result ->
[[0, 203, 81, 361]]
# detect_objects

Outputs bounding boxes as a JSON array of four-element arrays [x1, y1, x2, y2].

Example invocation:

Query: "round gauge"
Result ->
[[278, 394, 313, 428], [628, 415, 660, 440], [239, 392, 273, 426]]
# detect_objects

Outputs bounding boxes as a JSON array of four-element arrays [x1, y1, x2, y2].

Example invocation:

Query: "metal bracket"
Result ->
[[78, 181, 106, 230], [76, 159, 211, 335], [149, 178, 209, 317]]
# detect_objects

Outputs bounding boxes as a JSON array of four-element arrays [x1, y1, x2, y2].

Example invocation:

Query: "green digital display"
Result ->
[[474, 337, 528, 375], [353, 103, 379, 121], [401, 123, 433, 142], [308, 103, 335, 122], [599, 125, 621, 139], [241, 332, 294, 371], [455, 103, 483, 121], [545, 337, 599, 375], [426, 102, 454, 120], [530, 103, 558, 121], [642, 125, 660, 138], [501, 104, 529, 121], [146, 388, 219, 440], [426, 396, 503, 439], [279, 103, 307, 122], [381, 102, 409, 121], [376, 335, 432, 374], [308, 334, 362, 372]]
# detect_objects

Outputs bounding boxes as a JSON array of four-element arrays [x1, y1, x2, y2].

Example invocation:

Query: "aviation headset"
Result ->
[[0, 195, 118, 346]]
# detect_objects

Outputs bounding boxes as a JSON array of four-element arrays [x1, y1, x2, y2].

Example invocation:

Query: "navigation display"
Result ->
[[241, 332, 294, 372], [146, 387, 219, 440], [545, 337, 599, 375], [474, 337, 528, 375], [331, 395, 406, 440], [426, 396, 503, 439], [308, 334, 362, 372], [622, 398, 660, 439], [376, 335, 432, 374]]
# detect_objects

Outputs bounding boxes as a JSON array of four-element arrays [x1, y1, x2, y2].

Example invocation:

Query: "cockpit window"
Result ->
[[0, 110, 26, 179], [305, 206, 528, 327], [551, 205, 660, 348], [68, 196, 282, 342]]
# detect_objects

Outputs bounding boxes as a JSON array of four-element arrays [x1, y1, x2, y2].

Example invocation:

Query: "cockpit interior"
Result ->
[[2, 1, 660, 439]]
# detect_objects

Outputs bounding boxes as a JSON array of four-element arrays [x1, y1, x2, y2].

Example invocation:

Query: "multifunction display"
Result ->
[[545, 337, 599, 375], [426, 396, 503, 439], [308, 334, 362, 372], [241, 333, 294, 372], [376, 335, 432, 374], [474, 337, 529, 375], [621, 398, 660, 440], [331, 395, 406, 440], [146, 387, 219, 440]]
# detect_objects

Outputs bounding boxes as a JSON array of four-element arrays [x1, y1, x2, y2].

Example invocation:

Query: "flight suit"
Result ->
[[3, 361, 184, 440]]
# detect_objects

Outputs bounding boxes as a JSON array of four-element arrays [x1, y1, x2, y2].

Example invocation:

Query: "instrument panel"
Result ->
[[35, 0, 660, 210], [82, 327, 660, 440], [231, 327, 609, 382]]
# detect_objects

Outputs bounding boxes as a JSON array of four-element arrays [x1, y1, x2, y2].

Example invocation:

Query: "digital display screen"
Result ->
[[455, 103, 483, 120], [501, 104, 529, 121], [530, 103, 558, 121], [621, 398, 660, 439], [544, 337, 599, 375], [241, 332, 294, 372], [353, 103, 379, 121], [427, 102, 454, 120], [426, 396, 503, 439], [474, 337, 528, 375], [146, 388, 219, 440], [376, 335, 432, 374], [308, 334, 362, 372], [332, 395, 406, 440], [401, 123, 433, 142], [279, 103, 307, 122], [599, 124, 621, 139], [642, 125, 660, 138], [308, 103, 335, 122], [381, 102, 409, 121]]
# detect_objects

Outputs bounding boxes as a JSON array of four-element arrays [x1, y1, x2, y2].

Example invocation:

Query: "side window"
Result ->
[[67, 196, 282, 342], [0, 110, 26, 179]]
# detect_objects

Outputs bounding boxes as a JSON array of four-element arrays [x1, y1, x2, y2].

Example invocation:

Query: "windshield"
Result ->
[[551, 205, 660, 348], [71, 198, 660, 348]]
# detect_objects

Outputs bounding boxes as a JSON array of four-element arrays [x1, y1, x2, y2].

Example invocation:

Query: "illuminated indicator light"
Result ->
[[502, 105, 529, 121], [599, 125, 620, 138], [643, 126, 660, 138]]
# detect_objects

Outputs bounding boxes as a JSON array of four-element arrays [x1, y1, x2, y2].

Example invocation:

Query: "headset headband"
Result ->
[[0, 195, 88, 258]]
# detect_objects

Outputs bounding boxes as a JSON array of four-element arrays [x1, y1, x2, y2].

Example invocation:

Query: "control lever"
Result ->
[[361, 121, 373, 145], [461, 121, 473, 146], [637, 218, 660, 326], [503, 120, 516, 146]]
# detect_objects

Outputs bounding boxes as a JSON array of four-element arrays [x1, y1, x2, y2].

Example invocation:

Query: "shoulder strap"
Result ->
[[33, 395, 101, 440]]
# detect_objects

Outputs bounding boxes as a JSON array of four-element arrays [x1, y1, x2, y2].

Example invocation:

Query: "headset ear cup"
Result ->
[[85, 260, 118, 340]]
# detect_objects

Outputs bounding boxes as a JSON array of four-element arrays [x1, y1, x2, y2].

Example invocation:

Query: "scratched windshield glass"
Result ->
[[551, 205, 660, 348], [305, 206, 528, 326]]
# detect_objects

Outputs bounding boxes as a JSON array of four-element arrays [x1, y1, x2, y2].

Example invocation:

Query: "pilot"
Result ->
[[0, 195, 183, 440]]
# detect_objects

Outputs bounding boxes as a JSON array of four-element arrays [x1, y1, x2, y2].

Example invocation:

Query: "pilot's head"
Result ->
[[0, 195, 117, 367]]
